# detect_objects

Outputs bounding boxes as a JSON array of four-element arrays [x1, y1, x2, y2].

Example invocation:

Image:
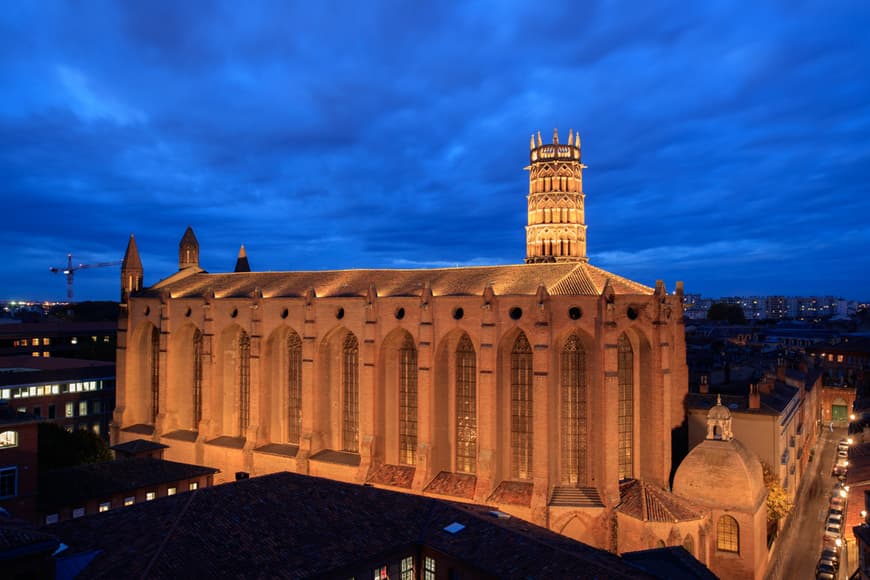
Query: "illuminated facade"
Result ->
[[113, 131, 697, 556]]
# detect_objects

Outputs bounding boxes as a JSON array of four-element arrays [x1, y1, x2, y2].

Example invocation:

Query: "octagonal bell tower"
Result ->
[[525, 128, 587, 263]]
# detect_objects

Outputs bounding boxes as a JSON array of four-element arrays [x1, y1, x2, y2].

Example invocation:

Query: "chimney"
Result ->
[[749, 383, 760, 410], [699, 375, 709, 394], [758, 375, 775, 395]]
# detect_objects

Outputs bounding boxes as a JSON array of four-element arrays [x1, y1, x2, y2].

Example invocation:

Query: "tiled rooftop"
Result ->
[[143, 261, 655, 300], [618, 479, 702, 523], [40, 458, 218, 509], [46, 471, 657, 578]]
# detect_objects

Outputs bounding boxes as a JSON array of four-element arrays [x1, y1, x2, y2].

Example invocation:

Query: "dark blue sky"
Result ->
[[2, 1, 868, 302]]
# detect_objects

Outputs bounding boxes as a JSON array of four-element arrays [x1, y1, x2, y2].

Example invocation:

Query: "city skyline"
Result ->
[[1, 2, 869, 302]]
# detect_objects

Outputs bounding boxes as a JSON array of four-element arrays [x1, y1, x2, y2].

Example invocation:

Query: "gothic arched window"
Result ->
[[561, 334, 586, 484], [238, 331, 251, 434], [511, 333, 533, 480], [683, 534, 695, 556], [617, 333, 634, 479], [150, 327, 160, 423], [342, 334, 359, 452], [193, 329, 203, 426], [455, 335, 477, 473], [287, 332, 302, 443], [717, 515, 739, 553], [399, 335, 417, 465]]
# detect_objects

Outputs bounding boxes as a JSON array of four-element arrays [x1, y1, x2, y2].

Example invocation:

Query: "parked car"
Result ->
[[827, 513, 843, 525], [816, 561, 836, 580], [829, 506, 844, 517], [832, 464, 847, 478], [824, 522, 842, 539], [821, 547, 839, 569]]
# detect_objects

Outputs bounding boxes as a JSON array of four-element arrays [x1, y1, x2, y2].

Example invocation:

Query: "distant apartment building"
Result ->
[[682, 294, 858, 321], [0, 321, 116, 360], [686, 365, 822, 502], [0, 356, 115, 438], [807, 336, 870, 397], [0, 403, 40, 522]]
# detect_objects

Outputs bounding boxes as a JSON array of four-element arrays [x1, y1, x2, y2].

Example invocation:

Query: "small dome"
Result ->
[[672, 437, 766, 511], [707, 394, 731, 421]]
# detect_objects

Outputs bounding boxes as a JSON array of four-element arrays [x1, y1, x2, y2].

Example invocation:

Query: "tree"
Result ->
[[761, 461, 793, 524], [38, 423, 112, 470], [707, 302, 746, 324]]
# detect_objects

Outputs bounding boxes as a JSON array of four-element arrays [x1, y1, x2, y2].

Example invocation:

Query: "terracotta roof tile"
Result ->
[[145, 262, 654, 300], [618, 479, 703, 523], [488, 480, 533, 506], [366, 464, 415, 488], [424, 471, 477, 499]]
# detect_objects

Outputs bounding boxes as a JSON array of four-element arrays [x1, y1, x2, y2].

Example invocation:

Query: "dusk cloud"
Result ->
[[1, 1, 868, 302]]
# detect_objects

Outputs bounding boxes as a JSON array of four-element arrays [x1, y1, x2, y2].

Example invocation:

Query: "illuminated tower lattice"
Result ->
[[525, 128, 587, 263]]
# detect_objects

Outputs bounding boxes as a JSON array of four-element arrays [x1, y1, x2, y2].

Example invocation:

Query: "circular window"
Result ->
[[336, 307, 345, 320], [453, 307, 464, 320], [627, 307, 638, 320], [280, 308, 289, 319], [230, 308, 239, 318], [509, 307, 523, 320], [184, 307, 192, 317], [144, 306, 150, 316], [568, 306, 582, 320], [395, 307, 405, 320]]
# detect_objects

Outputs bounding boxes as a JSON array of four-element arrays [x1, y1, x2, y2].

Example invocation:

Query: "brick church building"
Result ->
[[111, 130, 765, 578]]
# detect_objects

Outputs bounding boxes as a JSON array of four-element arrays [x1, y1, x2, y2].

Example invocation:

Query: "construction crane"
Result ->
[[49, 254, 122, 302]]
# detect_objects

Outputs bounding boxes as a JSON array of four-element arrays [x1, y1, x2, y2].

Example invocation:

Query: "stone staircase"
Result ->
[[548, 486, 604, 507]]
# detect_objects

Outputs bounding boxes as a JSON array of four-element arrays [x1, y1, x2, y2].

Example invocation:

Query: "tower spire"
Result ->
[[234, 244, 251, 273], [179, 226, 200, 270], [121, 234, 143, 303], [524, 128, 587, 264]]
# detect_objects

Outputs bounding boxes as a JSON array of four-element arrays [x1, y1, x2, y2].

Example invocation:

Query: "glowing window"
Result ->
[[238, 332, 251, 434], [455, 335, 477, 474], [561, 334, 587, 485], [123, 497, 135, 506], [617, 334, 634, 479], [342, 334, 359, 452], [510, 333, 533, 480], [401, 557, 414, 580], [287, 332, 302, 444], [193, 329, 203, 426], [146, 491, 156, 501], [189, 481, 199, 491], [65, 402, 74, 418], [0, 431, 18, 448], [167, 487, 177, 496], [424, 556, 436, 580], [399, 335, 418, 465], [717, 515, 739, 552], [99, 502, 110, 512], [150, 327, 160, 423]]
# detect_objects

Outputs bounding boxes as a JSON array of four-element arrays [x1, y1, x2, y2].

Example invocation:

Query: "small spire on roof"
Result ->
[[234, 244, 251, 273]]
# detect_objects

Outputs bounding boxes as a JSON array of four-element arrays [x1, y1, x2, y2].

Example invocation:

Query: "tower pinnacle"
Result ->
[[121, 234, 143, 303]]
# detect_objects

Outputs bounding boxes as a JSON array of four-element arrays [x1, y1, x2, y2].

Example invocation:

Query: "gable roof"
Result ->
[[141, 261, 654, 300]]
